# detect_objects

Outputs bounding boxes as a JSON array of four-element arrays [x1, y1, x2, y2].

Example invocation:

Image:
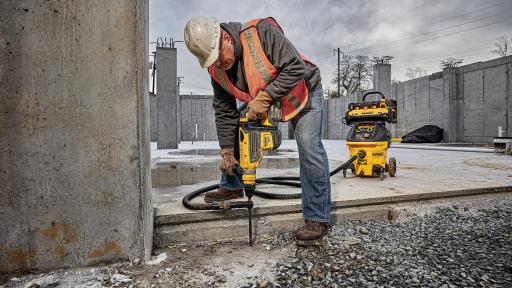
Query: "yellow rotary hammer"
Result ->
[[238, 109, 282, 198]]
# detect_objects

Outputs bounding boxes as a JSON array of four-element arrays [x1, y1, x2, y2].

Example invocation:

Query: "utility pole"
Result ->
[[333, 48, 344, 97]]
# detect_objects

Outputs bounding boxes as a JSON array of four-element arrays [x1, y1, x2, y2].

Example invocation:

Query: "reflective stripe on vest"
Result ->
[[208, 18, 313, 121], [208, 66, 253, 103]]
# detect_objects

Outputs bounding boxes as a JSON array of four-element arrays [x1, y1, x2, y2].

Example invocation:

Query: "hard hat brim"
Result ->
[[199, 24, 221, 68], [200, 45, 219, 68]]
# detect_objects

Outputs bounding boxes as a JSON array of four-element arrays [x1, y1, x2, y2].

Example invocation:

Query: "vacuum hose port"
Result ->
[[357, 150, 366, 159]]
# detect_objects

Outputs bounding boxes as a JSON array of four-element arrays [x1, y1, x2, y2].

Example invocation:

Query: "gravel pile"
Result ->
[[243, 198, 512, 288]]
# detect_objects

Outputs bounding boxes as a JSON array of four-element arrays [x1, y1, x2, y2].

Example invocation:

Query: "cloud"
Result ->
[[150, 0, 512, 93]]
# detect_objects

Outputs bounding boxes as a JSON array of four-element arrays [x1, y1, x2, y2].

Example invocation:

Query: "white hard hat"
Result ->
[[184, 16, 221, 68]]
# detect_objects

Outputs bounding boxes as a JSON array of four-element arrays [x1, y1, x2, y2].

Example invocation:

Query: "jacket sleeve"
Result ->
[[257, 21, 307, 99], [212, 78, 239, 149]]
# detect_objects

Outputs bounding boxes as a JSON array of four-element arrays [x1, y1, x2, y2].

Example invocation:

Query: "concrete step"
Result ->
[[154, 186, 512, 247], [155, 204, 395, 247]]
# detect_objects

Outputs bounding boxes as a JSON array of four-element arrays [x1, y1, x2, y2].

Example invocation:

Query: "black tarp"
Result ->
[[402, 125, 443, 143]]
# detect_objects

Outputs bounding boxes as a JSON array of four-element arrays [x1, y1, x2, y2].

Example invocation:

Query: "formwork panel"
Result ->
[[429, 78, 444, 128], [463, 70, 484, 141], [415, 77, 430, 127], [483, 65, 507, 139], [403, 80, 417, 133]]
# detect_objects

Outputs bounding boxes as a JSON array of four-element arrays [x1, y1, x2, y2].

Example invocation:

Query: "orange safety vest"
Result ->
[[208, 17, 315, 121]]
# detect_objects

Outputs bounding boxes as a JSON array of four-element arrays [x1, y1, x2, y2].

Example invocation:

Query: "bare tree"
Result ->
[[405, 66, 427, 80], [491, 36, 511, 57], [440, 58, 463, 68], [330, 55, 373, 98], [371, 56, 394, 64]]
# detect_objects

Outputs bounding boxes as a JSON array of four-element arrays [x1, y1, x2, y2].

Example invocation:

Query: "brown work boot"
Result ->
[[204, 188, 244, 203], [295, 220, 330, 246]]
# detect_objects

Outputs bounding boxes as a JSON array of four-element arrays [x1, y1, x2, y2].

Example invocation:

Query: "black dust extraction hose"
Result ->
[[182, 154, 360, 209]]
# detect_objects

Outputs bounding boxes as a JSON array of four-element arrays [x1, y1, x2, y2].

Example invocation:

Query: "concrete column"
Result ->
[[373, 64, 392, 98], [373, 64, 395, 137], [156, 47, 179, 149], [442, 67, 459, 142], [0, 0, 152, 272], [150, 94, 158, 142]]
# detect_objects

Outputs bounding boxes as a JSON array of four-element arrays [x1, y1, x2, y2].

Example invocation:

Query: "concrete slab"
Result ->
[[152, 140, 512, 243]]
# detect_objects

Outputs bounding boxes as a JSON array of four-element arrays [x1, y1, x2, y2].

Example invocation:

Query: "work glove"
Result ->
[[246, 90, 274, 121], [219, 148, 241, 176]]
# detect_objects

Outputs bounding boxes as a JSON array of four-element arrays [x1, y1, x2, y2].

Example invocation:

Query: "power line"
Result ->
[[393, 48, 494, 69], [392, 38, 499, 68], [391, 50, 498, 81], [345, 13, 500, 54], [312, 8, 507, 66], [317, 33, 499, 69], [348, 17, 510, 55], [335, 1, 505, 51]]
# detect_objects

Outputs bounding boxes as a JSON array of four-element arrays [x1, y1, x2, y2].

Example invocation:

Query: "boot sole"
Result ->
[[295, 238, 323, 246], [204, 193, 244, 203]]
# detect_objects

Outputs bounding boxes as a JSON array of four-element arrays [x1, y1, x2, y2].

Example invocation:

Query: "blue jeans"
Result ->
[[220, 86, 331, 223]]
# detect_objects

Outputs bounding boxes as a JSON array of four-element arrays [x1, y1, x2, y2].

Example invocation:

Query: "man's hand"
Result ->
[[219, 148, 241, 176], [246, 90, 274, 121]]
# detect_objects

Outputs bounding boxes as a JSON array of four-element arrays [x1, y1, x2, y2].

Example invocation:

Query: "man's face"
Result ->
[[212, 31, 235, 70]]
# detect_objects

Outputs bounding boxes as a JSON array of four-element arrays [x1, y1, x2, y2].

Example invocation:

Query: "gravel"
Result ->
[[243, 197, 512, 288]]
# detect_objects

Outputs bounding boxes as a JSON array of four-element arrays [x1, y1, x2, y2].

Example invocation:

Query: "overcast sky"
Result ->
[[149, 0, 512, 95]]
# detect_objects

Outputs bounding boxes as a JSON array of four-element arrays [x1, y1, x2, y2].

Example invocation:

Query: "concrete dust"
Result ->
[[396, 164, 421, 170], [463, 158, 512, 171], [0, 238, 292, 288]]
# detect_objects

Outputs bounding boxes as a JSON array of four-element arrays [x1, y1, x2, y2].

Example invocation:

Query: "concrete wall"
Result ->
[[0, 0, 152, 272], [180, 95, 218, 141], [392, 56, 512, 143]]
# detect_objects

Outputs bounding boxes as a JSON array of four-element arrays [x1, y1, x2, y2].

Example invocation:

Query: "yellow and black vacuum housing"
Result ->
[[344, 92, 397, 125], [343, 91, 397, 180]]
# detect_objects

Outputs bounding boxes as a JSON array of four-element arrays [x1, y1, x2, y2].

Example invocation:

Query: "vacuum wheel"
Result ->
[[350, 163, 355, 174], [388, 157, 397, 177]]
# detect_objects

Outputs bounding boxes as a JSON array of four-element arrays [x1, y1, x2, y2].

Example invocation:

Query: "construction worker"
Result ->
[[184, 16, 331, 245]]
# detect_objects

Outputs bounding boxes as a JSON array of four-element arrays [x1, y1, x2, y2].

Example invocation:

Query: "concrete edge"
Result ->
[[155, 191, 512, 245], [155, 186, 512, 225]]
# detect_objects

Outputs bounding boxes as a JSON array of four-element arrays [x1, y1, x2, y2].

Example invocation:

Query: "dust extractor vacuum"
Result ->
[[343, 91, 398, 180]]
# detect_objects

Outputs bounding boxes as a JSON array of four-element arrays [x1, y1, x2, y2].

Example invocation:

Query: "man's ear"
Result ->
[[222, 31, 229, 41], [223, 31, 233, 44]]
